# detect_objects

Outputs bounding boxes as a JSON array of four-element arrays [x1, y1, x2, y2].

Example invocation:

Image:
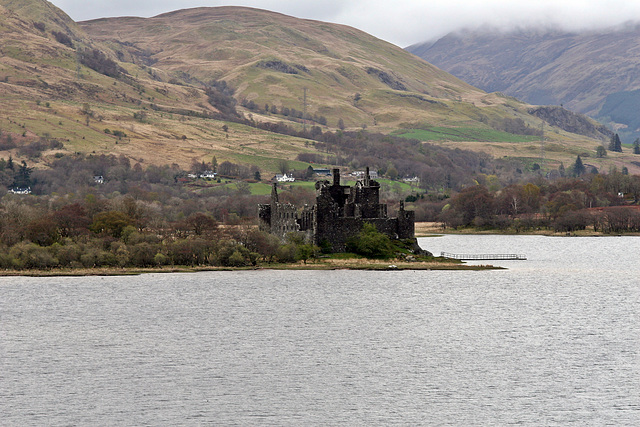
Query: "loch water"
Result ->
[[1, 235, 639, 425]]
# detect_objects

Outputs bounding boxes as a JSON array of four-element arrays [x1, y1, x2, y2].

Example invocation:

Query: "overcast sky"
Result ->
[[49, 0, 640, 47]]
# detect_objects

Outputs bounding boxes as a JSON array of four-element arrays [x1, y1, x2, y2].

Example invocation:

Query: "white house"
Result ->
[[201, 171, 217, 179], [275, 173, 295, 182], [9, 187, 31, 195], [352, 170, 379, 179]]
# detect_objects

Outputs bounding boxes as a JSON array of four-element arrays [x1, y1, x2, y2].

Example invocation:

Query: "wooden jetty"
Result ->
[[440, 252, 527, 261]]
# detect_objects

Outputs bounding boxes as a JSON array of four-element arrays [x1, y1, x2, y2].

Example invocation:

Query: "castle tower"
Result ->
[[332, 168, 340, 186]]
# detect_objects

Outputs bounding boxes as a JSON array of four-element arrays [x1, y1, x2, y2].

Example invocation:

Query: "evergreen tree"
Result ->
[[609, 133, 622, 152], [615, 134, 623, 152], [572, 155, 586, 176], [13, 161, 32, 188], [633, 138, 640, 154]]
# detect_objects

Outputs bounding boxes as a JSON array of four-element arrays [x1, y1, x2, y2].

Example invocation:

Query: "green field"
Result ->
[[216, 178, 418, 196], [395, 127, 540, 143]]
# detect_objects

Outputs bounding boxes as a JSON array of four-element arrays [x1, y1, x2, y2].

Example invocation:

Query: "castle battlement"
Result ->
[[259, 168, 414, 252]]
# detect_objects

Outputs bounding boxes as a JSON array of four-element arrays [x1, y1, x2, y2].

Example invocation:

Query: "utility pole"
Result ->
[[76, 50, 82, 80], [302, 87, 307, 133], [540, 122, 545, 170]]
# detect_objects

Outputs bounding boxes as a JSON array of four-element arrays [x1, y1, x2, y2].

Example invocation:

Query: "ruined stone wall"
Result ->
[[270, 203, 299, 237], [355, 185, 384, 219], [397, 210, 415, 239], [259, 168, 415, 251], [315, 217, 362, 252], [316, 216, 413, 252], [368, 218, 402, 238], [299, 206, 314, 232], [258, 204, 271, 232]]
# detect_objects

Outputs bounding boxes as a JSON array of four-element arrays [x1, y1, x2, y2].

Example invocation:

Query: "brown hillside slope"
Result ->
[[0, 2, 617, 172], [79, 6, 493, 130], [77, 7, 619, 170]]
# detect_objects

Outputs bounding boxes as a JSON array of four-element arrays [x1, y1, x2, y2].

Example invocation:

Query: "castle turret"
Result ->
[[332, 168, 340, 186]]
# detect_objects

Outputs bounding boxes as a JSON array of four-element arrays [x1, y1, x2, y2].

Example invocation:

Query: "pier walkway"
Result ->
[[441, 252, 527, 261]]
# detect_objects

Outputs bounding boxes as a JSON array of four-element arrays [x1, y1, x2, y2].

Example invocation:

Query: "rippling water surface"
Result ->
[[1, 235, 639, 425]]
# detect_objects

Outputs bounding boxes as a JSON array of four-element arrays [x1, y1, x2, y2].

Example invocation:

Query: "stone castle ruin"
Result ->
[[259, 168, 415, 252]]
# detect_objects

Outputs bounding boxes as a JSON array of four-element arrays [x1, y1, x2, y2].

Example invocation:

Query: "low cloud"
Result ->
[[51, 0, 640, 46]]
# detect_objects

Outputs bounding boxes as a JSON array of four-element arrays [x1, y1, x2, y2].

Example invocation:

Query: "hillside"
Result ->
[[0, 1, 623, 177], [408, 25, 640, 143], [79, 6, 506, 130]]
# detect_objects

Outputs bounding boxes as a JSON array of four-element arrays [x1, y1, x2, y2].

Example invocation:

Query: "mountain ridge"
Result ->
[[0, 1, 623, 175], [408, 24, 640, 142]]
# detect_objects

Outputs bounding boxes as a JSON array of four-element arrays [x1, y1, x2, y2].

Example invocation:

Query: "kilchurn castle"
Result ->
[[259, 168, 415, 252]]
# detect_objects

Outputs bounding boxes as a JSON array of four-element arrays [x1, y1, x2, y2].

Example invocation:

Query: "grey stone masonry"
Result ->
[[258, 167, 415, 252]]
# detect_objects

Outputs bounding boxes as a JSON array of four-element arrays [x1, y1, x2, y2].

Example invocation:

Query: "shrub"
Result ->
[[276, 243, 298, 263], [26, 217, 60, 246], [90, 211, 133, 238], [154, 252, 168, 266], [9, 242, 59, 269], [296, 244, 318, 264], [244, 230, 281, 262], [0, 246, 14, 268], [80, 247, 100, 267], [227, 250, 247, 267], [52, 31, 73, 48], [167, 238, 211, 266], [129, 242, 158, 267], [345, 222, 394, 259], [52, 242, 82, 267], [78, 48, 122, 78], [214, 242, 257, 267]]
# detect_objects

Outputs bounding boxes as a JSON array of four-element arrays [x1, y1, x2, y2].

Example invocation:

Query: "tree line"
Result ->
[[413, 168, 640, 233], [0, 153, 328, 270]]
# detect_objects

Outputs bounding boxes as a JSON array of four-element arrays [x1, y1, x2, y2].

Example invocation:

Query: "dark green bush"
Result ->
[[345, 222, 394, 259]]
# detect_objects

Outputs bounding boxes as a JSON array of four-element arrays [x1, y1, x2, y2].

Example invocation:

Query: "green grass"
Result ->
[[394, 127, 541, 143], [377, 179, 415, 192], [213, 178, 418, 196], [214, 181, 316, 195], [248, 182, 274, 195]]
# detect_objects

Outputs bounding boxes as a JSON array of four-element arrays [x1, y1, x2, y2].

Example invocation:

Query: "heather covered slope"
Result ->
[[79, 6, 490, 130], [78, 7, 618, 168], [0, 1, 621, 175]]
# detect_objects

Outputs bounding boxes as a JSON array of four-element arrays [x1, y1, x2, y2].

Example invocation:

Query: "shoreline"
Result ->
[[414, 221, 638, 237], [0, 259, 502, 277]]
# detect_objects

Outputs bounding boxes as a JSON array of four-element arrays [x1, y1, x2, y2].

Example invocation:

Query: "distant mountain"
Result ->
[[407, 25, 640, 142], [0, 1, 619, 175]]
